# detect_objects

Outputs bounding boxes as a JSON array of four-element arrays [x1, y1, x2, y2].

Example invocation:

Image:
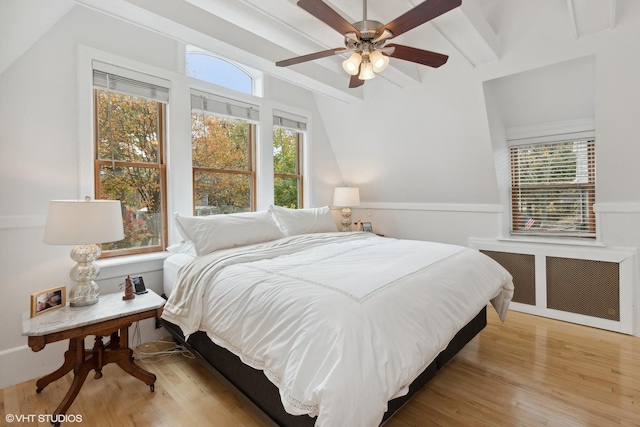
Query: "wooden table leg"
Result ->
[[36, 338, 81, 393], [38, 322, 158, 423], [112, 325, 156, 391], [52, 343, 95, 419]]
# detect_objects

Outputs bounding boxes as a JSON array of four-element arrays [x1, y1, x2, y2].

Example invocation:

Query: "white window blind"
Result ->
[[92, 63, 170, 103], [273, 109, 307, 131], [509, 138, 595, 238], [190, 89, 259, 122]]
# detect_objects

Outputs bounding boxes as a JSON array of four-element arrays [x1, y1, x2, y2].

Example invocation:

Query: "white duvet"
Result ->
[[162, 232, 514, 427]]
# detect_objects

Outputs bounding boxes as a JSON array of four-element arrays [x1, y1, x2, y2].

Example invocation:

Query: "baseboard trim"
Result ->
[[0, 342, 67, 389]]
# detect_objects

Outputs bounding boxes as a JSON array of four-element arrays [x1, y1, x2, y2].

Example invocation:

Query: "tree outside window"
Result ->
[[94, 90, 167, 255], [191, 112, 255, 215], [273, 127, 302, 209]]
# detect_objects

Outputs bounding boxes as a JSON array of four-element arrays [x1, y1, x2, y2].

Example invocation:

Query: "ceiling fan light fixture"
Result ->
[[342, 52, 362, 75], [358, 60, 375, 80], [370, 50, 389, 73]]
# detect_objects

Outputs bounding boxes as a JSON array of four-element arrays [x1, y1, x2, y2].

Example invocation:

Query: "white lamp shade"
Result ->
[[333, 187, 360, 207], [44, 199, 125, 245]]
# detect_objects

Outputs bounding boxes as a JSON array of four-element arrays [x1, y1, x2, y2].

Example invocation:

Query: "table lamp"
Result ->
[[44, 197, 125, 307], [333, 187, 360, 232]]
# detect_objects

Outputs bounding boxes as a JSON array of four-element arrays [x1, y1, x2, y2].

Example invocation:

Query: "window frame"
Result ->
[[509, 137, 596, 238], [190, 113, 257, 215], [273, 128, 304, 209], [92, 86, 168, 258], [185, 45, 264, 97]]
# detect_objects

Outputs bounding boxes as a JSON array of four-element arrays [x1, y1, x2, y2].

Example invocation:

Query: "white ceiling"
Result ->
[[1, 0, 618, 100]]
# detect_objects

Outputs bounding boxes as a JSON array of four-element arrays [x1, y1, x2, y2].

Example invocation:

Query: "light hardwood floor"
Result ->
[[2, 310, 639, 426]]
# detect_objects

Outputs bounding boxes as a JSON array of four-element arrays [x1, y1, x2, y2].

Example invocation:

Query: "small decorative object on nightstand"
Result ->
[[122, 275, 136, 300], [333, 187, 360, 232]]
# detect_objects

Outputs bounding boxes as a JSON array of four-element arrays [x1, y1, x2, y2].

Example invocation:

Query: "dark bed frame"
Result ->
[[159, 305, 487, 426]]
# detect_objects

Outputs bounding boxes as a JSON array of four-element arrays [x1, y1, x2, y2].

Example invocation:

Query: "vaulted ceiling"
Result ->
[[2, 0, 617, 101]]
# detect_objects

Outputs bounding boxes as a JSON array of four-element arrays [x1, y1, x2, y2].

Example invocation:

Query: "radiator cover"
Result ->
[[481, 250, 536, 306], [546, 256, 620, 321]]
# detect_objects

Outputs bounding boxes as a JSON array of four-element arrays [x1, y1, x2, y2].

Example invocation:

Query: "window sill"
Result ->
[[497, 235, 606, 248], [97, 251, 170, 268]]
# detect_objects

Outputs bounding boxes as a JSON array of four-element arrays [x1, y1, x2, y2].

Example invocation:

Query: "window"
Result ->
[[509, 138, 595, 238], [273, 111, 306, 209], [191, 90, 258, 215], [186, 49, 253, 95], [93, 68, 169, 256]]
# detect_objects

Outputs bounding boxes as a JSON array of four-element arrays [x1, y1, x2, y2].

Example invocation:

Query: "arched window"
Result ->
[[186, 50, 253, 95]]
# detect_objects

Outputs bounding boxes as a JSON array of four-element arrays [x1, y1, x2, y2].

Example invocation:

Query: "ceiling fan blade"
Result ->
[[349, 74, 364, 88], [387, 44, 448, 68], [380, 0, 461, 38], [276, 48, 347, 67], [297, 0, 361, 37]]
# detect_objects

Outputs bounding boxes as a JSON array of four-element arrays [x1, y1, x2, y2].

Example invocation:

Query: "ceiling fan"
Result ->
[[276, 0, 462, 88]]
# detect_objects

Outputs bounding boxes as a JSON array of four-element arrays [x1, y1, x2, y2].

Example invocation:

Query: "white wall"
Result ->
[[0, 6, 342, 388]]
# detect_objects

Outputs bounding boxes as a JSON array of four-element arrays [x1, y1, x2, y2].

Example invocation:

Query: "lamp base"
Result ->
[[340, 207, 352, 232], [69, 281, 99, 307], [69, 244, 102, 307]]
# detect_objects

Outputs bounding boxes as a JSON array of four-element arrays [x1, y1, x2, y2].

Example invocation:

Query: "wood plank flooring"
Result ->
[[2, 309, 639, 426]]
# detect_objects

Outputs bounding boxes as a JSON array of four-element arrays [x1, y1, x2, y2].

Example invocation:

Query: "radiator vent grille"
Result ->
[[481, 250, 536, 306], [546, 257, 620, 321]]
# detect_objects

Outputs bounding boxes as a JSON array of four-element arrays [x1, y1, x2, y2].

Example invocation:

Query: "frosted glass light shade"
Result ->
[[333, 187, 360, 207], [342, 52, 362, 76], [370, 50, 390, 73], [358, 61, 376, 80]]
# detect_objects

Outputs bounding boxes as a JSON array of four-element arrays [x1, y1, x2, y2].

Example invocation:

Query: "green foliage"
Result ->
[[273, 128, 300, 209], [95, 90, 164, 251], [192, 114, 252, 215]]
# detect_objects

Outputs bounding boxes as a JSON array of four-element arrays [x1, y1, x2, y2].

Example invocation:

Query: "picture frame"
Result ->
[[31, 286, 66, 317], [362, 222, 373, 233]]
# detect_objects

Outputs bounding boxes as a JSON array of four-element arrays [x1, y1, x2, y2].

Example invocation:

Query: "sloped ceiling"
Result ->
[[0, 0, 75, 75], [2, 0, 617, 100]]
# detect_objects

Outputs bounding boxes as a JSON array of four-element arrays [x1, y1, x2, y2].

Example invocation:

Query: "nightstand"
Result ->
[[22, 290, 165, 422]]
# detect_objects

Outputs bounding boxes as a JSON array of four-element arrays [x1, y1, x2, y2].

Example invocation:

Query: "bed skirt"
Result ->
[[159, 306, 487, 426]]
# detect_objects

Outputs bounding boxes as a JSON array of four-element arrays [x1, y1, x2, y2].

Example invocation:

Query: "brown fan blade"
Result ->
[[380, 0, 461, 38], [276, 48, 347, 67], [297, 0, 361, 38], [387, 44, 448, 68], [349, 73, 364, 88]]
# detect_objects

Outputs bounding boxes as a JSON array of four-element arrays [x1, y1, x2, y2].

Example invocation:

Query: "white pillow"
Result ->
[[174, 211, 285, 256], [268, 205, 338, 236], [166, 241, 197, 256]]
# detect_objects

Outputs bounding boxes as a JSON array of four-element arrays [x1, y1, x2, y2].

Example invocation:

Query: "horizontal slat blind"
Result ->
[[510, 139, 595, 237], [273, 109, 307, 131], [93, 70, 169, 103], [191, 89, 259, 122]]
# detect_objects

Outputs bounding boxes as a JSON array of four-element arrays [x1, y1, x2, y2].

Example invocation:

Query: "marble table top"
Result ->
[[22, 290, 165, 336]]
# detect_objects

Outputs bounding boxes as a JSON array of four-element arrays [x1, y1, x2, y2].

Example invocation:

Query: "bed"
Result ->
[[160, 206, 514, 427]]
